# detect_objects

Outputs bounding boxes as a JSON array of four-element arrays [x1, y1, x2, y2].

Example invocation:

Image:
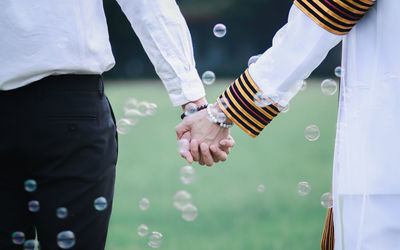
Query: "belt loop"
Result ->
[[99, 76, 104, 99]]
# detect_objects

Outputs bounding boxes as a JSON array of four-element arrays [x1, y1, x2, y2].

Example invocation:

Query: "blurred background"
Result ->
[[101, 0, 341, 249], [103, 0, 342, 80]]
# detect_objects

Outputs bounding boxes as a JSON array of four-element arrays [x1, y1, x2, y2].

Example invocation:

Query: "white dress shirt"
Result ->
[[0, 0, 205, 106], [250, 1, 400, 249]]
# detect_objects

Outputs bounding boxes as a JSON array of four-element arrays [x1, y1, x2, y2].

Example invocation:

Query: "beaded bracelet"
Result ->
[[206, 105, 233, 128], [180, 104, 208, 120]]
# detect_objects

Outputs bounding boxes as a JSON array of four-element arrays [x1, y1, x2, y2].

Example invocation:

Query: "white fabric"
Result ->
[[248, 1, 400, 249], [0, 0, 205, 106], [248, 5, 343, 107]]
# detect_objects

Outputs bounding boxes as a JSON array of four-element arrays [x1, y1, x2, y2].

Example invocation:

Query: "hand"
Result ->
[[176, 106, 235, 166]]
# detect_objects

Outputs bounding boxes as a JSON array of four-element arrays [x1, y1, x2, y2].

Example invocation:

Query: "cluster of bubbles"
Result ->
[[117, 98, 158, 135], [297, 182, 333, 209], [173, 190, 198, 222], [136, 224, 163, 248]]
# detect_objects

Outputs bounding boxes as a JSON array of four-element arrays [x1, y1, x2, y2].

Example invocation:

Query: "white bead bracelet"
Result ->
[[206, 105, 233, 128]]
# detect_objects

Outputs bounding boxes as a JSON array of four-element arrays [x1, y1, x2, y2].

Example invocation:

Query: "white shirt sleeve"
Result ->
[[116, 0, 205, 106], [248, 4, 344, 107]]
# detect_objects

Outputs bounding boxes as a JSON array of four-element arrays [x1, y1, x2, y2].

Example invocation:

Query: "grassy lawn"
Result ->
[[104, 78, 338, 250]]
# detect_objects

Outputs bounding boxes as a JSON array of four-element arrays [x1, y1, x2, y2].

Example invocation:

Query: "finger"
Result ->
[[190, 139, 200, 162], [199, 157, 205, 166], [209, 145, 220, 163], [175, 122, 190, 139], [200, 143, 214, 167], [210, 145, 228, 162], [179, 132, 193, 164], [220, 136, 235, 148]]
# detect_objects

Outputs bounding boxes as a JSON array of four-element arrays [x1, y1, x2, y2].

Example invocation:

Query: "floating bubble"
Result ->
[[254, 92, 274, 107], [257, 184, 265, 193], [334, 66, 342, 78], [148, 231, 163, 248], [321, 79, 338, 95], [173, 190, 192, 211], [94, 197, 108, 211], [320, 192, 333, 208], [177, 138, 190, 155], [179, 166, 196, 185], [56, 207, 68, 219], [278, 103, 290, 113], [382, 72, 399, 84], [297, 181, 311, 196], [219, 97, 229, 110], [145, 103, 158, 116], [116, 118, 133, 135], [304, 125, 320, 142], [139, 198, 150, 211], [213, 23, 226, 38], [124, 98, 138, 111], [137, 224, 149, 237], [12, 231, 25, 245], [181, 203, 198, 222], [297, 80, 307, 91], [24, 239, 40, 250], [57, 231, 75, 249], [28, 200, 40, 213], [24, 179, 37, 193], [202, 71, 216, 85], [184, 103, 197, 116], [248, 54, 262, 66]]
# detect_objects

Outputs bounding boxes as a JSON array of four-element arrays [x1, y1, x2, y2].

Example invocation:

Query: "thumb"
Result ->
[[179, 132, 193, 164], [175, 120, 191, 139]]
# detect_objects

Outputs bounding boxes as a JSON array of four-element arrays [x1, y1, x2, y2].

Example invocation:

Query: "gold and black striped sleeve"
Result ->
[[294, 0, 376, 35], [217, 70, 280, 138]]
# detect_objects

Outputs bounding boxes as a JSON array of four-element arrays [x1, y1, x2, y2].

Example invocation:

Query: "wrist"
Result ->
[[212, 103, 233, 125]]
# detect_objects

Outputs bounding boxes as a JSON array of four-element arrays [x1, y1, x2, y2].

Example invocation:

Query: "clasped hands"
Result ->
[[175, 98, 235, 167]]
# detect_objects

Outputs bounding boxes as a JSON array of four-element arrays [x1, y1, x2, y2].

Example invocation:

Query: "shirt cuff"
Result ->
[[162, 69, 206, 107], [217, 70, 281, 138]]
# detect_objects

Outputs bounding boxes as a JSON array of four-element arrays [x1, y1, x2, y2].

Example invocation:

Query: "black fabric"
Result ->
[[0, 75, 118, 250]]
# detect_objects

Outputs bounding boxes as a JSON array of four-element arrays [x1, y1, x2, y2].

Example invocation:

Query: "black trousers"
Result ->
[[0, 75, 118, 249]]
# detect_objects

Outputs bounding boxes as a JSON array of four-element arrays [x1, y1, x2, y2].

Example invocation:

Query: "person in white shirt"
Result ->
[[177, 0, 400, 249], [0, 0, 234, 249]]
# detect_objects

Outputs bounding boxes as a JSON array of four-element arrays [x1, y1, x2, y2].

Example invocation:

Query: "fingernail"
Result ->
[[220, 141, 226, 146]]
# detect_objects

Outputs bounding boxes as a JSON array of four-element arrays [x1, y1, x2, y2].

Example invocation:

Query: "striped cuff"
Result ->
[[294, 0, 376, 35], [217, 70, 280, 138]]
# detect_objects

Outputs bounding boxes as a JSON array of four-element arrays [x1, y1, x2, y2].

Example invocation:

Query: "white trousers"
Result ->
[[336, 195, 400, 250]]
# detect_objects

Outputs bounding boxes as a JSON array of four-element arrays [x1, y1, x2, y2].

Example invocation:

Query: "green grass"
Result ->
[[104, 78, 338, 250]]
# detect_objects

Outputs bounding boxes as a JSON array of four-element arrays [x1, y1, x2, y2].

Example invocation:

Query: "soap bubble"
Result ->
[[213, 23, 226, 38], [137, 224, 149, 237], [144, 103, 158, 116], [139, 198, 150, 211], [257, 184, 265, 193], [57, 231, 75, 249], [28, 200, 40, 213], [56, 207, 68, 219], [321, 79, 338, 95], [248, 54, 262, 66], [254, 92, 274, 107], [94, 197, 108, 211], [11, 231, 25, 245], [116, 118, 133, 135], [177, 138, 190, 154], [181, 203, 198, 222], [219, 97, 229, 110], [320, 192, 333, 208], [304, 125, 320, 142], [24, 179, 37, 193], [278, 103, 290, 113], [23, 239, 40, 250], [297, 80, 307, 91], [334, 66, 342, 77], [179, 166, 196, 185], [173, 190, 192, 210], [202, 71, 216, 85], [148, 231, 163, 248], [382, 72, 399, 84], [297, 181, 311, 196], [124, 98, 138, 111], [184, 103, 197, 116]]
